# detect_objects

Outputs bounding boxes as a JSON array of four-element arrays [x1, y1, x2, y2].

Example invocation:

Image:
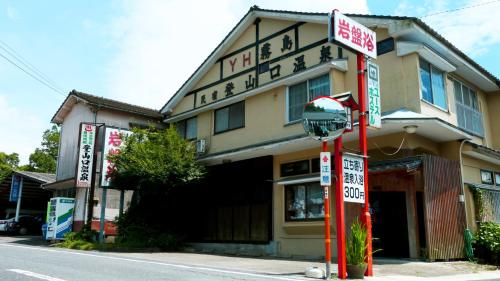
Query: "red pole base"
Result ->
[[360, 210, 373, 276]]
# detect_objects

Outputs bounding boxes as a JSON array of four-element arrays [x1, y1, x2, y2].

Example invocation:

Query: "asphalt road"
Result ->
[[0, 240, 306, 281]]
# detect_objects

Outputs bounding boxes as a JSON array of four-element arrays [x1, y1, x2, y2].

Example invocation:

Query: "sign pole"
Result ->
[[15, 177, 24, 222], [85, 126, 100, 230], [334, 136, 347, 279], [357, 52, 373, 276], [322, 140, 332, 279]]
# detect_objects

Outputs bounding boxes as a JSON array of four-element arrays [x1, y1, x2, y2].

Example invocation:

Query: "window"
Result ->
[[287, 74, 330, 122], [285, 182, 324, 221], [280, 160, 310, 177], [419, 59, 447, 110], [496, 173, 500, 186], [214, 101, 245, 134], [453, 79, 484, 136], [176, 117, 197, 140], [481, 170, 494, 185]]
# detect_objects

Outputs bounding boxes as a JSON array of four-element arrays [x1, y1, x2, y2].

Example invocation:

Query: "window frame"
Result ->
[[481, 170, 494, 185], [214, 101, 245, 134], [285, 73, 331, 124], [452, 77, 484, 137], [284, 182, 324, 222], [419, 58, 448, 111], [176, 116, 197, 140]]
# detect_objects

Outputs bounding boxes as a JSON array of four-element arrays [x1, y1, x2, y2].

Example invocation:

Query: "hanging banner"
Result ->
[[101, 127, 132, 187], [342, 153, 366, 204], [367, 61, 381, 128], [330, 10, 377, 58], [9, 175, 21, 202], [76, 124, 96, 188]]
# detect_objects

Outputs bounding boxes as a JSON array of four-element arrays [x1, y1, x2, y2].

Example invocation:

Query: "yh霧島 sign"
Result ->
[[342, 153, 365, 204], [330, 10, 377, 59]]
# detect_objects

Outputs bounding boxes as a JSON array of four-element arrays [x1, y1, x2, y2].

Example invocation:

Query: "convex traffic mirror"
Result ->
[[302, 96, 348, 141]]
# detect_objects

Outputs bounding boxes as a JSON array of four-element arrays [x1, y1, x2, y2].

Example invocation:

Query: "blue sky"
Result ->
[[1, 0, 499, 164]]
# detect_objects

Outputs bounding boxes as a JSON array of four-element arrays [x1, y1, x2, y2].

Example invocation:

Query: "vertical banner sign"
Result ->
[[332, 10, 377, 58], [76, 124, 96, 188], [343, 153, 366, 203], [345, 106, 353, 132], [9, 175, 21, 202], [320, 152, 331, 186], [101, 127, 132, 187], [367, 61, 381, 128]]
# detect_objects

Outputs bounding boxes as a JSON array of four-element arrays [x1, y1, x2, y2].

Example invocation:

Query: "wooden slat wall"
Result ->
[[423, 154, 466, 260]]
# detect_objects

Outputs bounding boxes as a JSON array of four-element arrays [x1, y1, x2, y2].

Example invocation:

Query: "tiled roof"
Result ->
[[71, 90, 162, 118], [52, 90, 163, 123], [161, 6, 499, 113], [13, 171, 56, 184], [254, 7, 500, 86]]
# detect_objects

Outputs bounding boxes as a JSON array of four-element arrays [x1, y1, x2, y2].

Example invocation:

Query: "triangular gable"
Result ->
[[161, 7, 331, 115]]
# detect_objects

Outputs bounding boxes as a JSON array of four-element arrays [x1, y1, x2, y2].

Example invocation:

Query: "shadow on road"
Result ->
[[1, 235, 50, 247]]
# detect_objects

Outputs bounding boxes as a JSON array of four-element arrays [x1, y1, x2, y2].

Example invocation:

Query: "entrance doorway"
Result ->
[[370, 191, 409, 258]]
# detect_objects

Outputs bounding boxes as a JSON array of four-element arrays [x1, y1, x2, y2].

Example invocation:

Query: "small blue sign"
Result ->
[[9, 175, 21, 202]]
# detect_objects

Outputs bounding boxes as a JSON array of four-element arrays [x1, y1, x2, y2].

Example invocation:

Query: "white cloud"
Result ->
[[104, 0, 369, 109], [394, 0, 500, 57], [0, 95, 45, 165]]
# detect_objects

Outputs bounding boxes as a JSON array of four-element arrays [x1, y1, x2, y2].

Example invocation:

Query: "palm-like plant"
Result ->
[[346, 218, 368, 266]]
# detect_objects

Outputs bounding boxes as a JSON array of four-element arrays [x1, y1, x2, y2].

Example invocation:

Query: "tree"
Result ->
[[110, 126, 204, 191], [109, 126, 204, 242], [25, 125, 60, 173], [0, 152, 20, 182]]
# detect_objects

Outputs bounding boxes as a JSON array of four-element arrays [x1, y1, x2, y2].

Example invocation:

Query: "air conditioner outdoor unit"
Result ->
[[196, 139, 207, 154]]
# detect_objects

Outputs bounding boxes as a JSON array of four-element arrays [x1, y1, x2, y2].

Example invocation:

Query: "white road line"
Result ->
[[0, 243, 305, 281], [7, 269, 66, 281]]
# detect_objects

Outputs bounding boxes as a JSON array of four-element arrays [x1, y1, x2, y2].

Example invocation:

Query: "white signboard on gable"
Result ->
[[320, 152, 331, 186], [342, 153, 366, 204], [367, 61, 381, 128], [331, 10, 377, 59], [76, 124, 96, 188], [101, 127, 132, 187]]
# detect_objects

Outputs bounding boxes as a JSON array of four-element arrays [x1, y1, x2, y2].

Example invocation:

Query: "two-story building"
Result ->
[[160, 7, 500, 260], [44, 90, 163, 233]]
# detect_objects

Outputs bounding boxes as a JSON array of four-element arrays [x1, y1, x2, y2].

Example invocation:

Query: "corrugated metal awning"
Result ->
[[369, 156, 423, 173]]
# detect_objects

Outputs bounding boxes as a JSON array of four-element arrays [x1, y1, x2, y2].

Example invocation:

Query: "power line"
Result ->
[[0, 52, 66, 97], [421, 0, 500, 18], [0, 40, 65, 94]]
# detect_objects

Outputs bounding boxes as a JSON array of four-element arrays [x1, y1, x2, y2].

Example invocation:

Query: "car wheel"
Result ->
[[19, 227, 28, 235]]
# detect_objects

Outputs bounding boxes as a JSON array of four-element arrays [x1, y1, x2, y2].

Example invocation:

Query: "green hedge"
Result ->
[[473, 221, 500, 265]]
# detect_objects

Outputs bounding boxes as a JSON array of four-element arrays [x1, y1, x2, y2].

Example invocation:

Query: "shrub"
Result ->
[[115, 221, 184, 251], [57, 228, 98, 251], [473, 221, 500, 265]]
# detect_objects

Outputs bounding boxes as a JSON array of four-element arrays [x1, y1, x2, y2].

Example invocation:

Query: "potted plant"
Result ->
[[346, 218, 368, 279]]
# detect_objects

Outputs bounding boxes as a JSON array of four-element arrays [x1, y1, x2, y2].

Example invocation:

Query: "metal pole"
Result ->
[[334, 137, 347, 279], [322, 140, 332, 279], [357, 52, 373, 276], [119, 189, 125, 216], [15, 177, 23, 222], [99, 187, 107, 243]]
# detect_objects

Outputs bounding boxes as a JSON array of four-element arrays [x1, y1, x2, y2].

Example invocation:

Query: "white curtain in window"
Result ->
[[309, 74, 330, 99]]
